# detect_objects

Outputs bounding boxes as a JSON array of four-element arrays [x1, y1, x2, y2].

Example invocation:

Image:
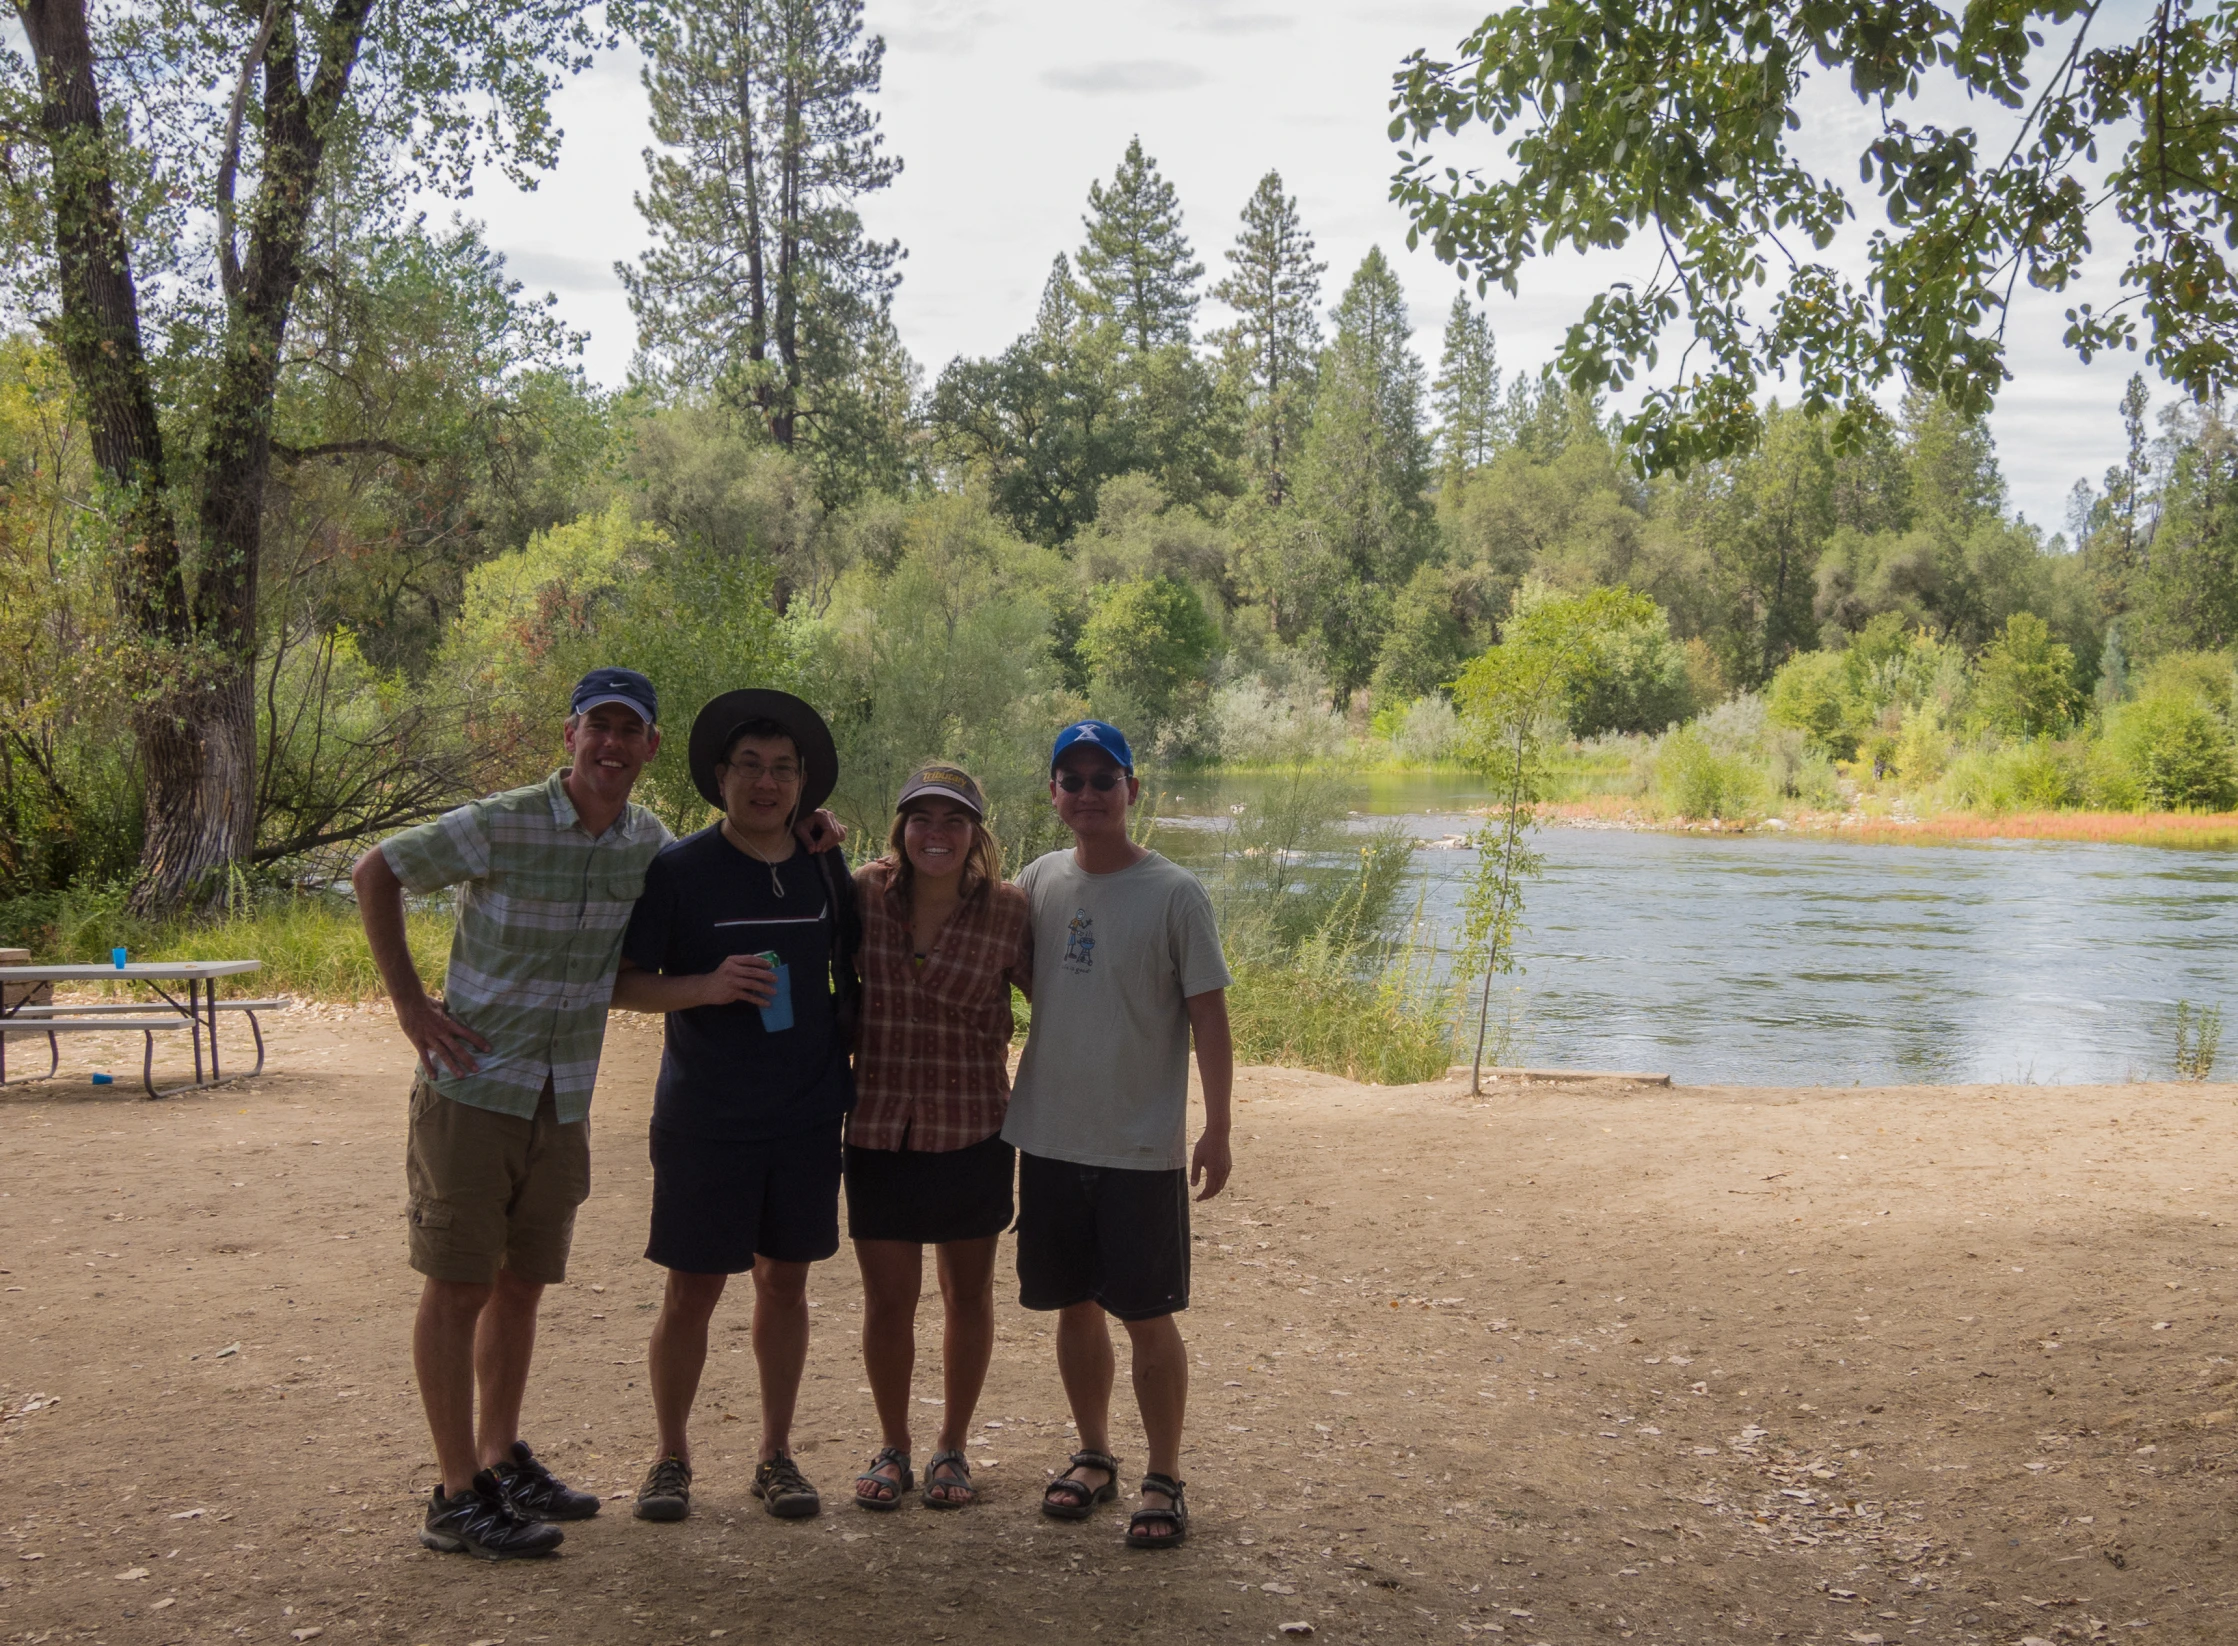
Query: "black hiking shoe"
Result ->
[[492, 1440, 600, 1522], [633, 1454, 692, 1522], [419, 1471, 564, 1560]]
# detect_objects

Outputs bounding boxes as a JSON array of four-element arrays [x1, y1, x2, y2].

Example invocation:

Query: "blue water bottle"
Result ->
[[755, 950, 794, 1033]]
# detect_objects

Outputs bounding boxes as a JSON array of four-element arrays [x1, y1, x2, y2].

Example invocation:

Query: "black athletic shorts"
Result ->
[[646, 1119, 843, 1275], [1014, 1150, 1190, 1321], [844, 1132, 1015, 1246]]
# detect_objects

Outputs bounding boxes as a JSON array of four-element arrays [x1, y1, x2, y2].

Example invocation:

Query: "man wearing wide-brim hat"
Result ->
[[612, 689, 862, 1525]]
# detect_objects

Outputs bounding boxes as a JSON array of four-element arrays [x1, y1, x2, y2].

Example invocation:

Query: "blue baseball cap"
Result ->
[[571, 667, 658, 726], [1050, 719, 1133, 774]]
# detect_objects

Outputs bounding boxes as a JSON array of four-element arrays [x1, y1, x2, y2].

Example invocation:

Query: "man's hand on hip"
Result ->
[[399, 995, 491, 1079]]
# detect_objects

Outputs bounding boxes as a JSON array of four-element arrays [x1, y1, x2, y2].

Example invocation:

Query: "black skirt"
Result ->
[[843, 1131, 1016, 1245]]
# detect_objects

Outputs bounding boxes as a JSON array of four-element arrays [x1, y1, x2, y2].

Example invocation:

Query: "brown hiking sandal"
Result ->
[[632, 1454, 692, 1522], [751, 1453, 821, 1519]]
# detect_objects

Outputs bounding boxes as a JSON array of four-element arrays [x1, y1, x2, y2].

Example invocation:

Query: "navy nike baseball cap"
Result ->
[[1049, 719, 1133, 774], [571, 667, 658, 726]]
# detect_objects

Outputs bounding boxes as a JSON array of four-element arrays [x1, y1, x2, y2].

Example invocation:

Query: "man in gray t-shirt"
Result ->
[[1002, 719, 1233, 1550]]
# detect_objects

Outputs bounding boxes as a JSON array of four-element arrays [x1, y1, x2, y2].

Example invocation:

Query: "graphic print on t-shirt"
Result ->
[[1062, 907, 1095, 973]]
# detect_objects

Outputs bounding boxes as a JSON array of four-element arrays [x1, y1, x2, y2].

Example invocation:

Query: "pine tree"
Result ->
[[1212, 170, 1325, 504], [1295, 246, 1432, 698], [1076, 136, 1203, 355], [1432, 295, 1501, 487], [621, 0, 904, 492]]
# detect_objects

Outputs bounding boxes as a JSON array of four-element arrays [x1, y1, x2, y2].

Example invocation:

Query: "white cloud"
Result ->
[[1040, 59, 1208, 94]]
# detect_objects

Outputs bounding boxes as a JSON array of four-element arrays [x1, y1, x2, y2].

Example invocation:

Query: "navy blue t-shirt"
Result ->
[[621, 825, 856, 1143]]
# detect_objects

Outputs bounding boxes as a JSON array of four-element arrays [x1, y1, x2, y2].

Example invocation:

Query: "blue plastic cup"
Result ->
[[755, 950, 794, 1033], [91, 1073, 114, 1086], [112, 946, 127, 969]]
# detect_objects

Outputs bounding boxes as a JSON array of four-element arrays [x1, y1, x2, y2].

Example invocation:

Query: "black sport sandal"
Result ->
[[1040, 1449, 1119, 1521], [1124, 1473, 1188, 1549]]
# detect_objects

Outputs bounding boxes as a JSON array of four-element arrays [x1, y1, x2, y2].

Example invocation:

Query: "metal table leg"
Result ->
[[189, 977, 206, 1085]]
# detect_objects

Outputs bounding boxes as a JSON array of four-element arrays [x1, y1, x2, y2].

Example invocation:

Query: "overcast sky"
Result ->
[[456, 0, 2153, 534]]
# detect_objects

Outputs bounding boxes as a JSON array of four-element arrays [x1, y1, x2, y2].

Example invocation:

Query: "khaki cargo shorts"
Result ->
[[403, 1074, 590, 1286]]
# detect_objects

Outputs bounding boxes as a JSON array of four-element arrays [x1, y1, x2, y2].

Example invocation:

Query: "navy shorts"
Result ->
[[845, 1132, 1015, 1246], [646, 1120, 843, 1275], [1015, 1151, 1190, 1321]]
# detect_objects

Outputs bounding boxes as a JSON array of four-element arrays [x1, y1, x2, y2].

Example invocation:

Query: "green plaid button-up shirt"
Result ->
[[380, 771, 672, 1122]]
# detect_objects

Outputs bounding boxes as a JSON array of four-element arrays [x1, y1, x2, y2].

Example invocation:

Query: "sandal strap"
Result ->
[[855, 1445, 912, 1486], [925, 1448, 972, 1478], [758, 1454, 816, 1496], [1139, 1472, 1184, 1499], [1044, 1449, 1117, 1505]]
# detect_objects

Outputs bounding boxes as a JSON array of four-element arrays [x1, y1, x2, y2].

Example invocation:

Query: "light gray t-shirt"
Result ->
[[1002, 848, 1233, 1172]]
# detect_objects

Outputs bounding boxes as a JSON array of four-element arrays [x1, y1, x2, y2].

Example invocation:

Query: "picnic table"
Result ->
[[0, 960, 286, 1098]]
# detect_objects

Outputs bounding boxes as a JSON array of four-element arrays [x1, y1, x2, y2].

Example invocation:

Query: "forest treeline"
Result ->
[[6, 0, 2238, 907]]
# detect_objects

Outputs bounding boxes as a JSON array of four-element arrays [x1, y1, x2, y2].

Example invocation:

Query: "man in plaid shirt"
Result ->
[[357, 668, 671, 1559]]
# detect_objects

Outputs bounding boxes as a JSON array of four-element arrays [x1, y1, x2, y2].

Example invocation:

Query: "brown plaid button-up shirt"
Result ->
[[847, 859, 1033, 1153]]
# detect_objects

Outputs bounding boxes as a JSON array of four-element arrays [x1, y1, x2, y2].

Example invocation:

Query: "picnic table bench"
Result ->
[[0, 957, 288, 1098]]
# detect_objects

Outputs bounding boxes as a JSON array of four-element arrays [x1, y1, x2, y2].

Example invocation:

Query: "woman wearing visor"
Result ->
[[844, 764, 1031, 1512]]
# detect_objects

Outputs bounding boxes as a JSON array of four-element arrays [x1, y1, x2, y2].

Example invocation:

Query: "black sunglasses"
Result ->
[[1055, 770, 1125, 793]]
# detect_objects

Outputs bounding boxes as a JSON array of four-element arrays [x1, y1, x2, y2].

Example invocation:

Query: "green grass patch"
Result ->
[[0, 888, 450, 999], [1227, 949, 1454, 1087]]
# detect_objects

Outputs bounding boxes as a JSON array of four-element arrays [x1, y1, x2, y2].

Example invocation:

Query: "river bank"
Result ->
[[1531, 796, 2238, 851], [4, 1009, 2236, 1644], [1172, 768, 2238, 851]]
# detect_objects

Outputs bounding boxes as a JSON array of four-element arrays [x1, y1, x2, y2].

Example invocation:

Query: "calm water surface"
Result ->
[[1156, 773, 2237, 1086]]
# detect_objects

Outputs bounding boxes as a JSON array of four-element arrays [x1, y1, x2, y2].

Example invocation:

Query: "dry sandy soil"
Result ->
[[4, 1010, 2236, 1646]]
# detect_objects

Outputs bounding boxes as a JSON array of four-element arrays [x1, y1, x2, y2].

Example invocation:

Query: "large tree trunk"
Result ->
[[18, 0, 221, 910], [24, 0, 373, 911]]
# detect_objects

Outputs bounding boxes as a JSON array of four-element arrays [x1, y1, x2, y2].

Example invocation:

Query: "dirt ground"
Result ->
[[4, 1008, 2236, 1646]]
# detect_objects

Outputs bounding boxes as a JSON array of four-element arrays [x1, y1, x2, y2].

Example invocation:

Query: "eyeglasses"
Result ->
[[1055, 771, 1124, 793], [724, 760, 802, 784]]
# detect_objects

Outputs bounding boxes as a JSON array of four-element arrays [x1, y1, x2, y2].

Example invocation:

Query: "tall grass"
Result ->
[[1227, 939, 1454, 1086], [2175, 1001, 2224, 1081], [1190, 767, 1458, 1085], [0, 886, 450, 998]]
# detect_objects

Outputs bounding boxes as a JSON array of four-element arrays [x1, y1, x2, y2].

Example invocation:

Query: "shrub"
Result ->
[[1938, 739, 2088, 812], [2102, 690, 2238, 810], [1892, 705, 1955, 784], [1971, 612, 2080, 738], [1227, 939, 1453, 1085], [1765, 648, 1854, 758], [1391, 696, 1464, 763], [1202, 669, 1345, 766], [1651, 725, 1768, 819]]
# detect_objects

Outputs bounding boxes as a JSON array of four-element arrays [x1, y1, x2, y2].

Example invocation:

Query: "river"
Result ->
[[1155, 772, 2238, 1086]]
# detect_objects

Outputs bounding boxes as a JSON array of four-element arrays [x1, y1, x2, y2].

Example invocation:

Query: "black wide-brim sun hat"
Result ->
[[688, 689, 838, 814]]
